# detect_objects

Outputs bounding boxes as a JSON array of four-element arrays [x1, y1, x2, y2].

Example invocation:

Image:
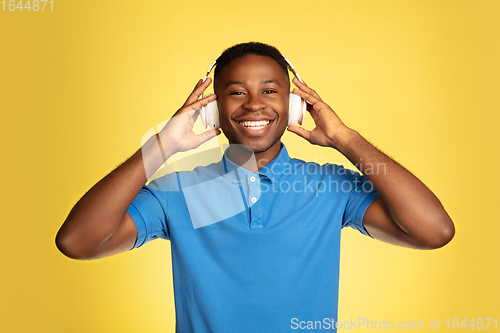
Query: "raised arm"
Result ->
[[55, 79, 219, 260], [288, 78, 454, 250]]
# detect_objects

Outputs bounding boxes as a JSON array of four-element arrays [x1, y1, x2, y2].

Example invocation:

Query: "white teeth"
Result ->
[[238, 120, 271, 129]]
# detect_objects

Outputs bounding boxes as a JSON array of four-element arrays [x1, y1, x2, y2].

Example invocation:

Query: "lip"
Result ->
[[234, 119, 275, 136], [233, 117, 275, 122]]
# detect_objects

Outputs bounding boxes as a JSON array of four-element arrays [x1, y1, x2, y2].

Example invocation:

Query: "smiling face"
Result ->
[[214, 54, 290, 162]]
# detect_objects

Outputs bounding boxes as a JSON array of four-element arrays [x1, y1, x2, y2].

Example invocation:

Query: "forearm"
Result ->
[[288, 79, 454, 248], [56, 134, 171, 258], [335, 129, 454, 246], [56, 79, 218, 258]]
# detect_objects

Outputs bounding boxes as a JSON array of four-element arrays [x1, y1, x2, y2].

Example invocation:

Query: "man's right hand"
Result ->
[[158, 78, 220, 157], [55, 78, 220, 260]]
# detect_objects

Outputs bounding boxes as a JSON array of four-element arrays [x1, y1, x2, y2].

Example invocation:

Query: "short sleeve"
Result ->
[[126, 182, 170, 249], [339, 168, 380, 237]]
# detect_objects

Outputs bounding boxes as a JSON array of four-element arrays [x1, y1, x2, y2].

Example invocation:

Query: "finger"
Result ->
[[292, 77, 323, 102], [184, 93, 217, 112], [183, 78, 213, 107], [194, 128, 221, 147], [194, 78, 203, 89], [292, 88, 323, 110], [298, 80, 323, 102], [287, 126, 312, 143], [173, 94, 217, 119]]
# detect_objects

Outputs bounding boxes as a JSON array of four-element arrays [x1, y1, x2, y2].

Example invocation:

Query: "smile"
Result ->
[[238, 120, 271, 130]]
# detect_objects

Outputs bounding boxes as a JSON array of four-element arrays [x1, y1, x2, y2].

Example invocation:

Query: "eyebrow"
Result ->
[[225, 80, 244, 88], [262, 79, 282, 87], [225, 79, 282, 89]]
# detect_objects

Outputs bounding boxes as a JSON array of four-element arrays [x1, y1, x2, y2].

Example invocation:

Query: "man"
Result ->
[[56, 42, 454, 332]]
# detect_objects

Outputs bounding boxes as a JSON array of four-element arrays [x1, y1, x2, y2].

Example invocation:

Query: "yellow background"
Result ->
[[1, 0, 499, 332]]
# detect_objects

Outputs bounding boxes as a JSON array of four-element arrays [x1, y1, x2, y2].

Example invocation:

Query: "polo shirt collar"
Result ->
[[220, 155, 253, 184], [218, 143, 291, 184], [258, 143, 290, 183]]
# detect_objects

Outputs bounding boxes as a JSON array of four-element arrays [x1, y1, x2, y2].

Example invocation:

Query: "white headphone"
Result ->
[[199, 55, 306, 129]]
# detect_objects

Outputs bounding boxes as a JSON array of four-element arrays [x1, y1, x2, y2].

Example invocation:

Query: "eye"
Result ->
[[229, 91, 245, 96], [263, 89, 277, 94]]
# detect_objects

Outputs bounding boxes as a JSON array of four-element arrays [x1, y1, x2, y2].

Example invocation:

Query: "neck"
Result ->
[[226, 141, 281, 172]]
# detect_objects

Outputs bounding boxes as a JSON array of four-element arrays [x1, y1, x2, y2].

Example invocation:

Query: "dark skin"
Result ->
[[55, 81, 220, 259], [287, 74, 454, 249], [213, 55, 290, 171], [56, 54, 454, 260]]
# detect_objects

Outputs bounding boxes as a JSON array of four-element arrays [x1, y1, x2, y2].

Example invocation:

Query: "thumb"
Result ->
[[194, 128, 221, 148], [287, 126, 312, 142]]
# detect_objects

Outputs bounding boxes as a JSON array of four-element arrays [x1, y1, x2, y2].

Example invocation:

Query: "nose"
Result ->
[[243, 93, 266, 112]]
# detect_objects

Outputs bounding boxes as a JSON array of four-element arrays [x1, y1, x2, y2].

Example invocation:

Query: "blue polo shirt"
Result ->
[[127, 144, 379, 332]]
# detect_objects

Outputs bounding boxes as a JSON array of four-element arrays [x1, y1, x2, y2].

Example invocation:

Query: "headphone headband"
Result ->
[[202, 54, 303, 84], [202, 58, 219, 82], [282, 55, 303, 84]]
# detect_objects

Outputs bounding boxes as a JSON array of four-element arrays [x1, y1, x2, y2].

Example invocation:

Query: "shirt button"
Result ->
[[250, 176, 256, 182], [251, 197, 257, 203]]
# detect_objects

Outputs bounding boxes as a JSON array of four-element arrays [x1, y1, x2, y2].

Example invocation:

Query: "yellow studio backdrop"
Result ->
[[1, 0, 498, 332]]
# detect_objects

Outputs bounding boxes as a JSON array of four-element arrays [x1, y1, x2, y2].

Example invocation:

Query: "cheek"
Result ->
[[217, 99, 237, 117], [216, 100, 229, 123], [274, 99, 289, 121]]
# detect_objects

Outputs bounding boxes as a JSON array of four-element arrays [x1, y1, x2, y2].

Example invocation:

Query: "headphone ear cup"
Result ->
[[200, 105, 208, 128], [204, 100, 220, 129], [300, 95, 306, 125], [211, 102, 220, 129], [288, 92, 306, 126]]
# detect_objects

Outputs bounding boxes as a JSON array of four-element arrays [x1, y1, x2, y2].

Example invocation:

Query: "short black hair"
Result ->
[[213, 42, 289, 80]]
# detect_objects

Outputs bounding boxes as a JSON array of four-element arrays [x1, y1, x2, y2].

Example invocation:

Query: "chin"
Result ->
[[245, 137, 282, 154], [252, 143, 277, 154]]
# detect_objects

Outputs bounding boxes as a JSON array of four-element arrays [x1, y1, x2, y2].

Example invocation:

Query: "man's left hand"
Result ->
[[287, 77, 352, 151]]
